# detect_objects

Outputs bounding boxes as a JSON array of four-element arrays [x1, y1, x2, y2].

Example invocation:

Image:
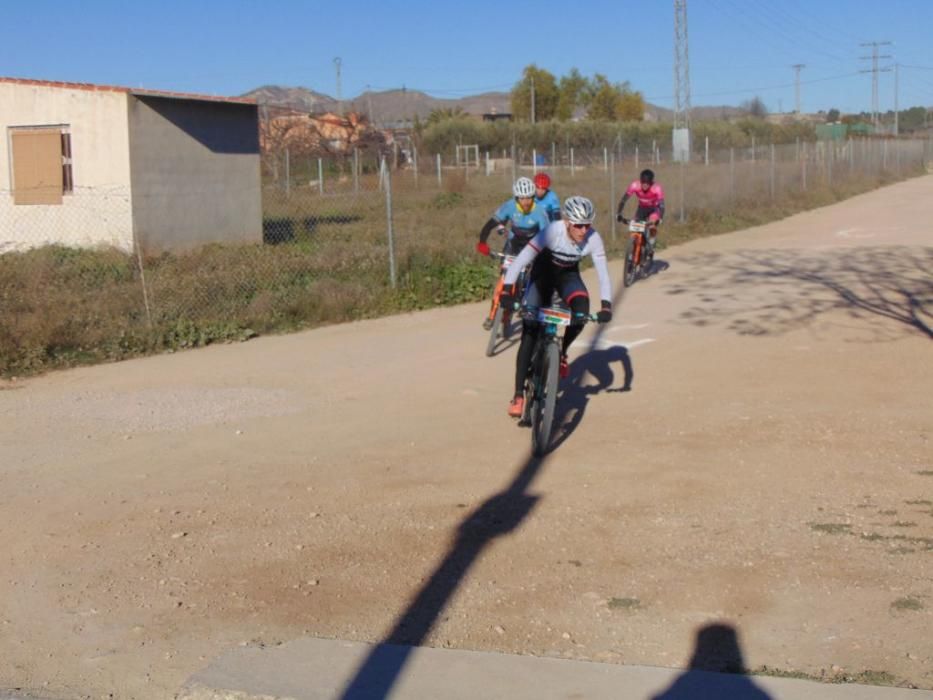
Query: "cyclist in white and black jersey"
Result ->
[[499, 196, 613, 418]]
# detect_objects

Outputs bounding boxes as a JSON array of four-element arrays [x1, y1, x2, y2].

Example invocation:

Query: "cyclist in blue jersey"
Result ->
[[534, 172, 562, 222], [477, 177, 551, 330]]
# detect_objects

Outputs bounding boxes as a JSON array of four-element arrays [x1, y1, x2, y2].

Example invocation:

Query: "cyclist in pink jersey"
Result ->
[[616, 169, 665, 250]]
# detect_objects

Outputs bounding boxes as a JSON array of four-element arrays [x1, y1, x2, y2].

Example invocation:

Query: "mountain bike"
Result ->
[[519, 306, 600, 456], [485, 252, 527, 357], [622, 219, 655, 287]]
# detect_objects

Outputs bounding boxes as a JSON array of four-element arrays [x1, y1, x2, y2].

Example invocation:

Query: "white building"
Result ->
[[0, 77, 262, 254]]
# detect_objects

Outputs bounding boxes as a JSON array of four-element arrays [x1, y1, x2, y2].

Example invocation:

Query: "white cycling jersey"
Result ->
[[503, 221, 612, 302]]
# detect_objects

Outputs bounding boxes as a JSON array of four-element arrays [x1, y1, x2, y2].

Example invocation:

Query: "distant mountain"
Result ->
[[243, 84, 749, 124], [242, 85, 510, 124]]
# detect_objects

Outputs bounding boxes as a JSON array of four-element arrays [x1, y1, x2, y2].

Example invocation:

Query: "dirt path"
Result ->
[[2, 177, 931, 699]]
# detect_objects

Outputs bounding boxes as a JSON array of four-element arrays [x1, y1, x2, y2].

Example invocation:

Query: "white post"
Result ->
[[570, 148, 575, 177], [603, 147, 608, 171], [635, 145, 639, 169], [533, 148, 538, 176], [705, 136, 709, 166], [317, 157, 324, 195], [485, 150, 490, 176], [382, 157, 396, 289], [436, 153, 442, 186]]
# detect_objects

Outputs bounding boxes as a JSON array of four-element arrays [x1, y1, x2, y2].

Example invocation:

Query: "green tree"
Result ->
[[586, 76, 645, 121], [826, 108, 841, 122], [426, 107, 467, 126], [511, 65, 559, 122], [556, 68, 591, 121], [741, 96, 768, 118]]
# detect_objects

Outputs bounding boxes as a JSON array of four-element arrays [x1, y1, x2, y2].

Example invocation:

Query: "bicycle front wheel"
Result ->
[[531, 341, 560, 456], [485, 305, 504, 357]]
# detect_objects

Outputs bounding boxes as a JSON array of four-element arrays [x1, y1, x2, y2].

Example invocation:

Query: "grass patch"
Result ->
[[608, 597, 641, 610], [905, 499, 932, 506], [879, 509, 898, 516], [809, 522, 852, 535], [892, 521, 917, 528], [753, 666, 899, 686], [1, 162, 926, 377], [891, 596, 924, 611], [916, 470, 933, 477]]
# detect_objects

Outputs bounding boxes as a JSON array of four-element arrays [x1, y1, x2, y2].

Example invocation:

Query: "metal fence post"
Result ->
[[730, 147, 735, 202], [533, 148, 538, 176], [609, 153, 617, 243], [770, 143, 775, 201], [678, 159, 685, 223], [603, 147, 608, 172], [751, 135, 756, 163], [436, 153, 442, 186], [570, 147, 575, 177], [551, 142, 556, 167], [485, 150, 490, 176], [317, 157, 324, 195], [284, 147, 290, 197], [382, 158, 397, 289], [705, 136, 709, 166]]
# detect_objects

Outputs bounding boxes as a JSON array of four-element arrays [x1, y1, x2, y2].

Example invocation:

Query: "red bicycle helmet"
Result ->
[[533, 172, 551, 189]]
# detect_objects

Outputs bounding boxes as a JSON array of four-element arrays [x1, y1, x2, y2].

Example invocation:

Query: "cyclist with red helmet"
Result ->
[[534, 172, 562, 222], [616, 168, 665, 250]]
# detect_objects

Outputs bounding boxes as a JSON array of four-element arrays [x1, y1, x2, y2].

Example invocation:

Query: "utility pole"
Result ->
[[530, 75, 536, 124], [792, 64, 805, 115], [673, 0, 692, 162], [894, 62, 899, 136], [365, 85, 376, 126], [859, 41, 892, 129], [333, 57, 343, 115]]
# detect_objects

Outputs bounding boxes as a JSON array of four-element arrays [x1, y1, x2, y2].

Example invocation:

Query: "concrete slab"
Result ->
[[178, 637, 933, 700]]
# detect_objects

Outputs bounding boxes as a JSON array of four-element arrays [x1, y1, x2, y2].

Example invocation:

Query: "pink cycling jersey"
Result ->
[[626, 181, 665, 209]]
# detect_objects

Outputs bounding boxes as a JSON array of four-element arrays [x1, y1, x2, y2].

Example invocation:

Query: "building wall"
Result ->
[[0, 82, 134, 252], [127, 95, 262, 253]]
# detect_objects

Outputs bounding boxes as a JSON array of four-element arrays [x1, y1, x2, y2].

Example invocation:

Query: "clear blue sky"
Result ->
[[2, 0, 932, 114]]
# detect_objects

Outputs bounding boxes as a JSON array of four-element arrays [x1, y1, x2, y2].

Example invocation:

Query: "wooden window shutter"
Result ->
[[12, 130, 63, 205]]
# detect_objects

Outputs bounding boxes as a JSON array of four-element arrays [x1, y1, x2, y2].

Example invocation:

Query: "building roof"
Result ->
[[0, 76, 256, 106]]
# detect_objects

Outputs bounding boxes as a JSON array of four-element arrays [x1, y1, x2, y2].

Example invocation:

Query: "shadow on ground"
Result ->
[[337, 282, 631, 699], [548, 345, 634, 452], [667, 246, 933, 341], [651, 624, 773, 699]]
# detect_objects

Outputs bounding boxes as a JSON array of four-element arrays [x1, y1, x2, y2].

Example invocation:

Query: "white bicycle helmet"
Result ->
[[512, 177, 536, 198], [562, 195, 595, 224]]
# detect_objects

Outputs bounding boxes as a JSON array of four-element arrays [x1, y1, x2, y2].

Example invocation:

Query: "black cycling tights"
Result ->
[[513, 295, 589, 397]]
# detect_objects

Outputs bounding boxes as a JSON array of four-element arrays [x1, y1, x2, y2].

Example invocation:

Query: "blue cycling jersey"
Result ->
[[494, 199, 551, 241], [535, 190, 562, 222]]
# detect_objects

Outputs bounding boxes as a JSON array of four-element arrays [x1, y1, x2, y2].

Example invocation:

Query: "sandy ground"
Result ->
[[1, 176, 931, 699]]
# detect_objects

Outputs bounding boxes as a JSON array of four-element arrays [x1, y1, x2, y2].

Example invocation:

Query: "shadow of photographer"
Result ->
[[651, 623, 773, 700]]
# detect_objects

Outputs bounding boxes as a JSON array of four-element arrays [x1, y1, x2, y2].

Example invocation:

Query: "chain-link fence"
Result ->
[[2, 136, 930, 374]]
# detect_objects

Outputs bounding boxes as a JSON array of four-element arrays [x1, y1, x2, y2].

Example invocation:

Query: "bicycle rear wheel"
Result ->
[[531, 341, 560, 456], [485, 305, 504, 357]]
